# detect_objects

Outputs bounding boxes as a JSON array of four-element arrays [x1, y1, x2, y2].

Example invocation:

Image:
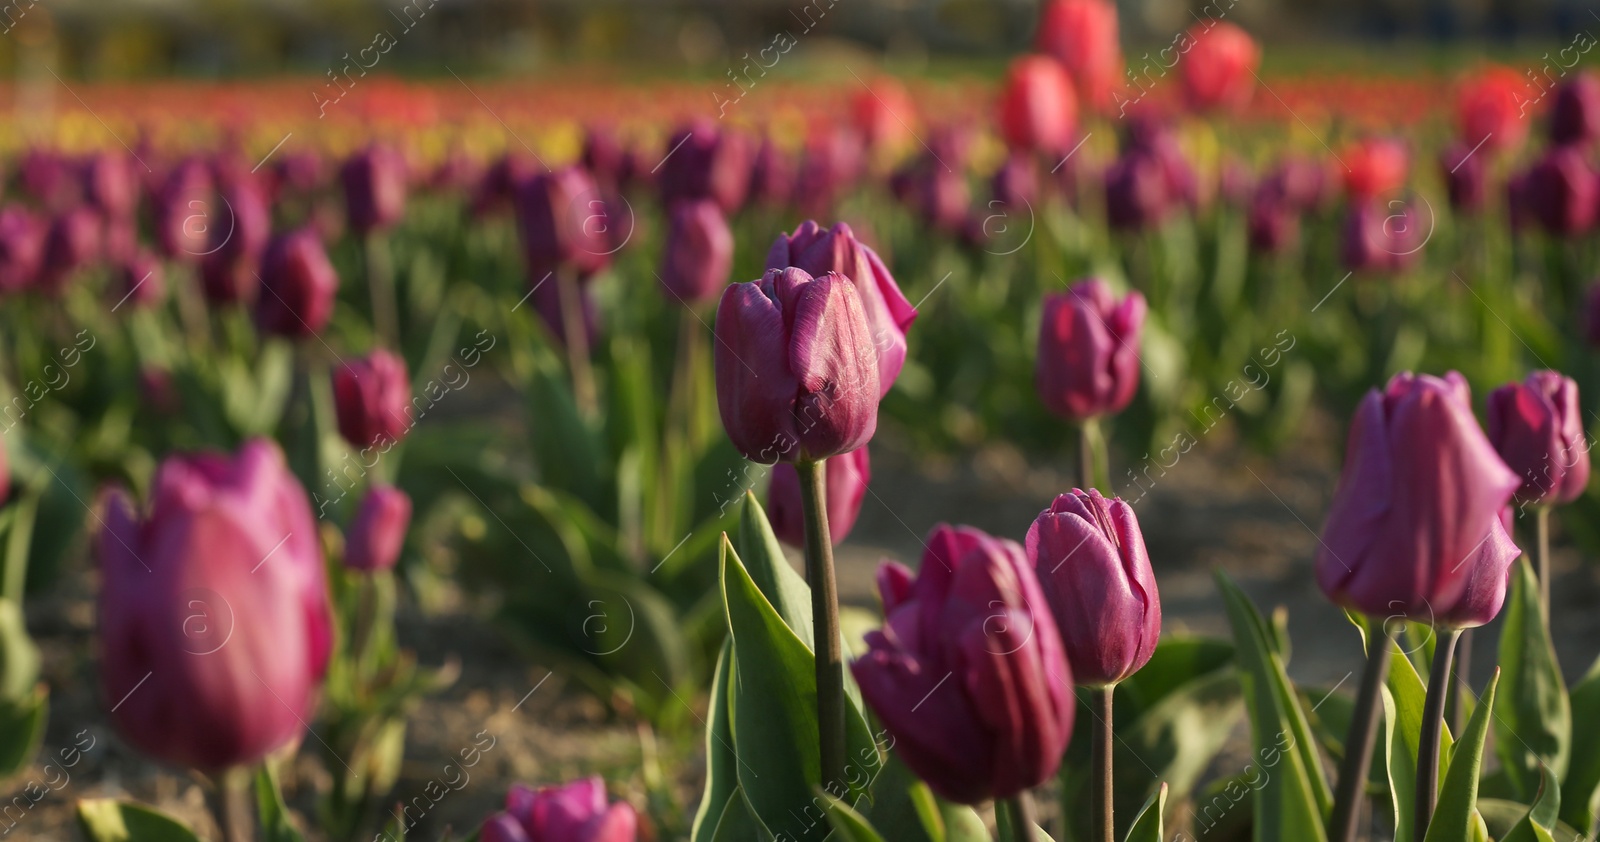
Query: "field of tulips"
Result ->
[[11, 2, 1600, 841]]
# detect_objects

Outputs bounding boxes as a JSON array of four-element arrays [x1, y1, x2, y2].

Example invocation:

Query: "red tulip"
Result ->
[[1179, 21, 1259, 113], [1456, 67, 1528, 155], [998, 55, 1078, 156], [1035, 0, 1123, 112], [1342, 137, 1410, 200]]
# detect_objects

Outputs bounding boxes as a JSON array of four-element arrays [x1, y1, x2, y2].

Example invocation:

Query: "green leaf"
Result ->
[[1384, 632, 1457, 842], [1479, 799, 1585, 839], [1561, 654, 1600, 833], [737, 492, 814, 648], [0, 686, 47, 782], [1124, 784, 1167, 842], [254, 764, 306, 842], [707, 788, 760, 842], [1424, 669, 1500, 842], [721, 536, 881, 842], [690, 640, 737, 842], [0, 598, 40, 701], [1215, 571, 1329, 842], [1500, 766, 1561, 842], [1496, 559, 1570, 801], [76, 799, 203, 842], [820, 790, 888, 842]]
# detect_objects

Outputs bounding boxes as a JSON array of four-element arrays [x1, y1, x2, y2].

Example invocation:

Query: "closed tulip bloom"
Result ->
[[1035, 0, 1122, 112], [275, 151, 327, 195], [1522, 146, 1597, 235], [657, 120, 752, 212], [1550, 72, 1600, 147], [1440, 141, 1489, 213], [1036, 279, 1145, 422], [1180, 21, 1259, 112], [256, 228, 338, 337], [794, 129, 865, 217], [1026, 489, 1160, 687], [19, 149, 81, 211], [1247, 194, 1299, 255], [659, 199, 733, 305], [341, 146, 409, 235], [852, 525, 1075, 803], [514, 166, 613, 281], [714, 267, 879, 464], [1487, 372, 1591, 507], [333, 348, 412, 449], [890, 158, 970, 233], [97, 439, 333, 771], [1457, 67, 1527, 155], [768, 446, 870, 548], [0, 208, 45, 295], [747, 135, 795, 208], [212, 172, 272, 264], [1103, 150, 1172, 230], [991, 154, 1041, 211], [344, 485, 412, 572], [1261, 156, 1334, 212], [767, 221, 917, 398], [154, 158, 214, 260], [83, 153, 139, 221], [1341, 200, 1426, 273], [998, 55, 1078, 156], [38, 206, 103, 294], [1315, 372, 1522, 627], [490, 777, 638, 842], [581, 125, 626, 190], [1342, 137, 1409, 200], [114, 252, 164, 309], [851, 78, 916, 150]]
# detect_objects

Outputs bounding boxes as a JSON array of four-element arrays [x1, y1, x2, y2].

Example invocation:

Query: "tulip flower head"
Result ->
[[341, 145, 409, 236], [344, 485, 412, 573], [714, 267, 880, 464], [480, 777, 637, 842], [1315, 372, 1522, 629], [1487, 371, 1591, 508], [1342, 137, 1410, 201], [1179, 21, 1259, 113], [1035, 0, 1122, 112], [255, 227, 339, 337], [1520, 146, 1597, 236], [514, 166, 616, 281], [768, 445, 871, 548], [1456, 67, 1528, 155], [96, 439, 332, 771], [333, 348, 412, 450], [852, 525, 1075, 804], [997, 55, 1079, 156], [658, 199, 734, 305], [1036, 279, 1145, 422], [1550, 72, 1600, 147], [657, 120, 752, 213]]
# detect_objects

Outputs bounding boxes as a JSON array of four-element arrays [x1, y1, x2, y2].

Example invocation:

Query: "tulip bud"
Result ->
[[333, 348, 412, 450], [154, 158, 214, 260], [114, 251, 164, 310], [581, 125, 626, 190], [1179, 21, 1259, 112], [275, 151, 327, 195], [1550, 72, 1600, 147], [714, 267, 879, 464], [96, 439, 333, 770], [747, 135, 796, 208], [0, 208, 45, 295], [1036, 279, 1145, 422], [658, 199, 733, 305], [344, 485, 412, 572], [19, 149, 80, 211], [657, 121, 752, 212], [1456, 67, 1527, 155], [1035, 0, 1122, 112], [485, 777, 638, 842], [1316, 372, 1522, 628], [794, 128, 865, 217], [1342, 137, 1409, 201], [1103, 150, 1172, 230], [1247, 193, 1299, 255], [1487, 372, 1591, 508], [514, 166, 613, 281], [889, 157, 970, 233], [850, 77, 916, 151], [990, 154, 1041, 211], [83, 153, 139, 221], [998, 55, 1078, 156], [768, 446, 870, 548], [1520, 146, 1597, 236], [38, 206, 103, 294], [1026, 489, 1160, 687], [766, 222, 917, 398], [1341, 200, 1426, 273], [1440, 141, 1489, 214], [341, 146, 409, 236], [851, 525, 1075, 803], [256, 227, 338, 337]]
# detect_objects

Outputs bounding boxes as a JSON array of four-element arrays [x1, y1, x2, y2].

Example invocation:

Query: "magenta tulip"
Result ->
[[657, 120, 752, 213], [153, 158, 213, 260], [256, 227, 338, 337], [483, 777, 637, 842], [37, 206, 103, 294], [1550, 72, 1600, 147], [114, 252, 164, 310], [1315, 372, 1522, 627], [1036, 279, 1145, 422], [1487, 371, 1591, 507], [768, 446, 870, 548], [713, 267, 879, 464], [851, 525, 1074, 804], [0, 208, 45, 294], [341, 145, 409, 236], [96, 439, 332, 770], [83, 153, 139, 221], [1026, 489, 1160, 687], [1521, 146, 1597, 236], [658, 199, 734, 304], [514, 166, 613, 281], [766, 221, 917, 398], [344, 485, 412, 572], [333, 348, 412, 450]]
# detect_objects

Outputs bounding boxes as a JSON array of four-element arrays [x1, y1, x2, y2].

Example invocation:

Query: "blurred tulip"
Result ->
[[0, 208, 44, 294], [1520, 146, 1597, 235], [341, 145, 409, 236], [768, 446, 870, 548], [657, 120, 752, 212], [83, 153, 139, 221], [114, 251, 164, 310], [19, 149, 81, 211], [1261, 156, 1334, 212], [473, 154, 539, 217], [255, 227, 338, 337], [889, 156, 970, 233], [1342, 137, 1409, 200], [1341, 199, 1426, 273], [153, 158, 213, 260], [1103, 150, 1172, 230], [275, 151, 327, 195], [581, 125, 626, 190], [1180, 21, 1259, 112], [659, 199, 733, 304], [1456, 67, 1527, 155], [1549, 72, 1600, 147], [484, 777, 637, 842], [852, 524, 1074, 803], [1036, 279, 1145, 422], [344, 485, 412, 573], [1315, 372, 1522, 627], [1027, 489, 1160, 687], [850, 78, 916, 151], [37, 206, 103, 294], [333, 348, 412, 450], [714, 267, 878, 464], [998, 55, 1078, 156], [1488, 372, 1591, 507], [1247, 194, 1299, 255], [1440, 141, 1489, 214], [747, 135, 795, 208], [1035, 0, 1122, 112], [990, 153, 1041, 211], [97, 439, 332, 770], [514, 166, 614, 281], [481, 814, 532, 842], [794, 128, 865, 216]]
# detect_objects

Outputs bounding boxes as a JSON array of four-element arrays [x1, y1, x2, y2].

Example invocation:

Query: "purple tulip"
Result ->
[[1260, 155, 1334, 212], [1036, 279, 1145, 422], [212, 172, 272, 264], [1341, 200, 1426, 273], [344, 485, 412, 573], [341, 145, 409, 236], [83, 153, 139, 221], [1440, 141, 1489, 213], [1104, 151, 1173, 230], [581, 125, 626, 190], [794, 128, 865, 216], [1315, 372, 1522, 628], [747, 135, 796, 208], [97, 439, 333, 771], [1487, 371, 1591, 507], [990, 153, 1041, 212], [484, 777, 637, 842], [114, 252, 164, 310], [657, 120, 752, 212], [333, 348, 412, 450], [1550, 72, 1600, 147], [714, 267, 879, 464], [889, 159, 970, 233], [19, 149, 81, 211], [1247, 194, 1299, 255], [1026, 489, 1161, 687], [255, 227, 339, 337], [474, 154, 539, 217], [154, 158, 214, 260], [514, 166, 614, 281], [275, 151, 327, 195], [1520, 146, 1597, 236], [767, 221, 918, 398], [1434, 507, 1521, 629], [767, 446, 870, 548], [38, 206, 103, 294], [658, 199, 733, 304], [0, 208, 45, 295], [851, 524, 1075, 804]]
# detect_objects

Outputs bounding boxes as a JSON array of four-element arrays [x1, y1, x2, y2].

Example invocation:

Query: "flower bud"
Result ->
[[1342, 137, 1409, 201], [1035, 0, 1122, 112], [38, 206, 103, 294], [483, 777, 638, 842], [998, 55, 1078, 156], [767, 446, 870, 548], [1520, 146, 1597, 236], [514, 166, 613, 281], [0, 208, 45, 295], [1180, 21, 1259, 112], [1440, 141, 1489, 214], [657, 121, 752, 213], [1456, 67, 1527, 155], [1487, 371, 1591, 507], [658, 199, 733, 305], [255, 227, 339, 337], [333, 348, 412, 450], [114, 251, 164, 310], [344, 485, 412, 573], [1550, 72, 1600, 147], [341, 145, 409, 236], [1036, 279, 1145, 422]]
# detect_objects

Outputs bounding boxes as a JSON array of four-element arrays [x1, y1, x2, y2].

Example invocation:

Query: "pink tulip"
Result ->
[[333, 348, 412, 450], [482, 777, 637, 842], [1036, 279, 1145, 422], [344, 485, 412, 572], [1488, 372, 1591, 507]]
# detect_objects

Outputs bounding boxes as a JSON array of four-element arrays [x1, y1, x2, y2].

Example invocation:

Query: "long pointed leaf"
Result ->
[[1496, 559, 1570, 800], [1423, 669, 1500, 842]]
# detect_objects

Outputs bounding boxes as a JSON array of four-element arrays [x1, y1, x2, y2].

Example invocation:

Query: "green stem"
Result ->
[[796, 458, 846, 794], [211, 769, 254, 842], [555, 269, 597, 419], [365, 233, 399, 349], [1415, 628, 1462, 842], [1536, 506, 1551, 622], [1091, 686, 1114, 842], [1447, 629, 1472, 736], [1078, 418, 1099, 491], [1001, 792, 1038, 842], [1328, 620, 1395, 842]]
